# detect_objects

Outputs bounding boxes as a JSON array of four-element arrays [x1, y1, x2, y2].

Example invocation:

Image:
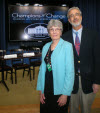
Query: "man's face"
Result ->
[[68, 9, 82, 27]]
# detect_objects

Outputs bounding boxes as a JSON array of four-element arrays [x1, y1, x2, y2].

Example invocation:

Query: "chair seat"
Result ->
[[30, 61, 41, 67], [0, 65, 12, 71], [12, 63, 30, 69]]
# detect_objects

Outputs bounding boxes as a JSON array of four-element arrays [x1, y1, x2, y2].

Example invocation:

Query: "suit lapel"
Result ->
[[79, 28, 88, 57]]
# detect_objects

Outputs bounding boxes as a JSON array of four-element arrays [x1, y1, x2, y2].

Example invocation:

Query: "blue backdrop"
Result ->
[[0, 0, 100, 49]]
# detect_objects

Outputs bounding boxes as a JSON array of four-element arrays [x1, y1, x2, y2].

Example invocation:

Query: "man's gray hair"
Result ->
[[67, 7, 82, 18]]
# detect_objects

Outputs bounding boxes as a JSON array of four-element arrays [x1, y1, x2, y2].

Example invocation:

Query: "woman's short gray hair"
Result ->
[[47, 19, 63, 32], [67, 7, 82, 18]]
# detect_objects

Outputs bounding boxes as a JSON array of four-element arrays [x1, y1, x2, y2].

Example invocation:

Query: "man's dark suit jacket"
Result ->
[[62, 28, 100, 94]]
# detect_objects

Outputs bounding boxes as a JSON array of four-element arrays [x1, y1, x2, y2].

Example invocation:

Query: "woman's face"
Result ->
[[49, 26, 62, 41]]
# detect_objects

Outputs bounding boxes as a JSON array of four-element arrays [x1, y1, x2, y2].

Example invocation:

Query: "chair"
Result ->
[[10, 49, 31, 84], [0, 50, 13, 84], [29, 59, 41, 79], [28, 47, 41, 79]]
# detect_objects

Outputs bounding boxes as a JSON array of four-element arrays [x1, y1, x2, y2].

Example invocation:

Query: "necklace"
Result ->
[[51, 43, 57, 51]]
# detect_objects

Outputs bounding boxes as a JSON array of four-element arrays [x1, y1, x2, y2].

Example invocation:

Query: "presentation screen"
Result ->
[[9, 5, 69, 41]]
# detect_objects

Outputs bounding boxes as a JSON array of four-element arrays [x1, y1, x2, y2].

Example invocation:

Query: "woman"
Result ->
[[37, 19, 74, 113]]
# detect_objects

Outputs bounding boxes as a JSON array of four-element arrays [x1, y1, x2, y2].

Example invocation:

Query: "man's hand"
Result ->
[[92, 84, 100, 93]]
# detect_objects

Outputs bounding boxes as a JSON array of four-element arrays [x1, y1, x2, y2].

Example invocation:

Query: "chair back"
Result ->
[[10, 49, 23, 55], [0, 50, 6, 65], [10, 49, 24, 65], [29, 47, 40, 54], [0, 50, 6, 56]]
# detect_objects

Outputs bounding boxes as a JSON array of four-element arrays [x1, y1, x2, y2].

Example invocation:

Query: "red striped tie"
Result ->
[[75, 32, 80, 55]]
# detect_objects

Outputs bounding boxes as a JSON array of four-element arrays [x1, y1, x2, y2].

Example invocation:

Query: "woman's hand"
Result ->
[[57, 95, 67, 107], [39, 91, 45, 104]]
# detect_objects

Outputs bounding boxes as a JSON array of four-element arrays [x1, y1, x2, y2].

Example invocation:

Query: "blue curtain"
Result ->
[[96, 0, 100, 35], [73, 0, 100, 35], [0, 0, 6, 50]]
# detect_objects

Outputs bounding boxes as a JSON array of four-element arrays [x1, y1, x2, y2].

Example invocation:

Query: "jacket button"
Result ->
[[78, 60, 80, 63]]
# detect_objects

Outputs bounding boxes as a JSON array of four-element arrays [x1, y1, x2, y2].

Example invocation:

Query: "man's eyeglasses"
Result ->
[[49, 28, 61, 32], [69, 13, 81, 18]]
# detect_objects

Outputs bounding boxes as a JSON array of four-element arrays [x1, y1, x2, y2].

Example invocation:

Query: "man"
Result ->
[[62, 7, 100, 113]]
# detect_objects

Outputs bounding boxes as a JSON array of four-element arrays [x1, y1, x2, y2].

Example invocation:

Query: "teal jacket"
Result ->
[[37, 38, 75, 96]]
